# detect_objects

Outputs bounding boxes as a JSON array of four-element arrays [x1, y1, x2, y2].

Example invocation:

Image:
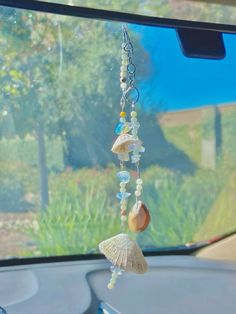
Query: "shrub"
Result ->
[[0, 161, 39, 212], [138, 166, 227, 248], [25, 164, 228, 256], [27, 166, 121, 255], [0, 135, 64, 171]]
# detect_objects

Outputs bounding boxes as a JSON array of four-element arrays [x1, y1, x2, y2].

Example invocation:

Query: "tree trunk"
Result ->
[[35, 120, 49, 211]]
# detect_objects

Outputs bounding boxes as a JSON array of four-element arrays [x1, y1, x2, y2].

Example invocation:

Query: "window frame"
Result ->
[[0, 0, 235, 267], [1, 0, 236, 33]]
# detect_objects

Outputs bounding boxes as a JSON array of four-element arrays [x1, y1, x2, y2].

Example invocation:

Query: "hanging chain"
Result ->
[[115, 25, 145, 226], [122, 25, 140, 108]]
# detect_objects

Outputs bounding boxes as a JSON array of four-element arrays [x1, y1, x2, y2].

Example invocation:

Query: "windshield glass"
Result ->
[[36, 0, 236, 26], [0, 5, 236, 260]]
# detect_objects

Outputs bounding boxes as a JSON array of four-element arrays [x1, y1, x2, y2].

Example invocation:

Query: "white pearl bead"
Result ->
[[120, 187, 126, 193], [136, 178, 143, 185], [108, 283, 114, 289], [121, 53, 128, 60], [121, 83, 127, 90], [121, 215, 127, 222], [136, 185, 142, 191], [120, 182, 126, 188], [135, 190, 141, 197], [131, 111, 137, 118]]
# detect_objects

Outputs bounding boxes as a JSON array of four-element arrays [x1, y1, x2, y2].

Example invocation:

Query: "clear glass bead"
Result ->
[[116, 267, 124, 276], [117, 171, 130, 183], [131, 155, 140, 163], [116, 192, 131, 200], [128, 142, 141, 151], [131, 130, 138, 136], [110, 265, 115, 273], [132, 122, 140, 129]]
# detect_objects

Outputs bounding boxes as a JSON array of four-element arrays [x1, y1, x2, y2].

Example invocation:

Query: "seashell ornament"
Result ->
[[99, 26, 151, 290], [128, 201, 150, 232], [99, 233, 147, 289], [111, 133, 142, 155]]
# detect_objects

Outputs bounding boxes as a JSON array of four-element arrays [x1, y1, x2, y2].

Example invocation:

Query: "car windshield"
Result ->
[[0, 4, 236, 261]]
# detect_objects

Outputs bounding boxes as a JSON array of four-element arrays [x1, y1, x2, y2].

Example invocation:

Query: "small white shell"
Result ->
[[99, 233, 147, 274], [111, 134, 142, 154]]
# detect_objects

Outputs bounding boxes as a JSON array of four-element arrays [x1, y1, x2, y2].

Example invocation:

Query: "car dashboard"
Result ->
[[0, 255, 236, 314]]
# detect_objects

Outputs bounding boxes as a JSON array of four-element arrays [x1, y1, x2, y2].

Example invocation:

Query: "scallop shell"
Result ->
[[111, 134, 142, 154], [128, 201, 150, 233], [99, 233, 147, 274]]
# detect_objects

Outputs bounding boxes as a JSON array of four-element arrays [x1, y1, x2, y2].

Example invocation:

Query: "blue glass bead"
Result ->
[[117, 171, 130, 183], [115, 123, 124, 135], [116, 192, 131, 200]]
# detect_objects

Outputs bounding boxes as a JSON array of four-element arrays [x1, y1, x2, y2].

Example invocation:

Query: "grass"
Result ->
[[25, 167, 121, 256], [138, 166, 226, 248], [22, 164, 228, 256], [195, 171, 236, 241]]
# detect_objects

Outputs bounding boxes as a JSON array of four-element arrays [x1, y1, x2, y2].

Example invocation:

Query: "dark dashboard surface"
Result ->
[[0, 256, 236, 314]]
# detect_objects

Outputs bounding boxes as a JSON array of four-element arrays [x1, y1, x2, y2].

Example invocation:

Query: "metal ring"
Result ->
[[125, 86, 139, 104], [127, 63, 136, 74], [124, 42, 133, 52]]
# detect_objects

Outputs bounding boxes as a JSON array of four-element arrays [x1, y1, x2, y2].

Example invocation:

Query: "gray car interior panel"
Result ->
[[0, 256, 236, 314]]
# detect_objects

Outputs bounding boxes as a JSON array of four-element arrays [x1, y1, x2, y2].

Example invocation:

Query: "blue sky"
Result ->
[[132, 25, 236, 112]]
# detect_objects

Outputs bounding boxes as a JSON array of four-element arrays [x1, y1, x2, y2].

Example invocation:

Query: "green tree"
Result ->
[[0, 5, 149, 210], [0, 8, 61, 209]]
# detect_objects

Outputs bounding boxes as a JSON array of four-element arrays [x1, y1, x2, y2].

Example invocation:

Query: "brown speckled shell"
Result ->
[[111, 134, 142, 154], [128, 201, 150, 233]]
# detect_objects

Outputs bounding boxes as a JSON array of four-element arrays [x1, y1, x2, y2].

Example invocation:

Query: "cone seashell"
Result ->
[[99, 233, 147, 274], [128, 201, 150, 233], [111, 134, 142, 154]]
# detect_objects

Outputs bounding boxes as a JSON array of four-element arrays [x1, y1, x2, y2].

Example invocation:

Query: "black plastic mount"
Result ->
[[177, 28, 226, 59]]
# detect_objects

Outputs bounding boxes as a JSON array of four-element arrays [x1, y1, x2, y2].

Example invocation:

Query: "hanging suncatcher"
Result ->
[[99, 25, 150, 289]]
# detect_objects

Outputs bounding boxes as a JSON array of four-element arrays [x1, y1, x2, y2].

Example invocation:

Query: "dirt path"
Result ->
[[0, 212, 37, 259]]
